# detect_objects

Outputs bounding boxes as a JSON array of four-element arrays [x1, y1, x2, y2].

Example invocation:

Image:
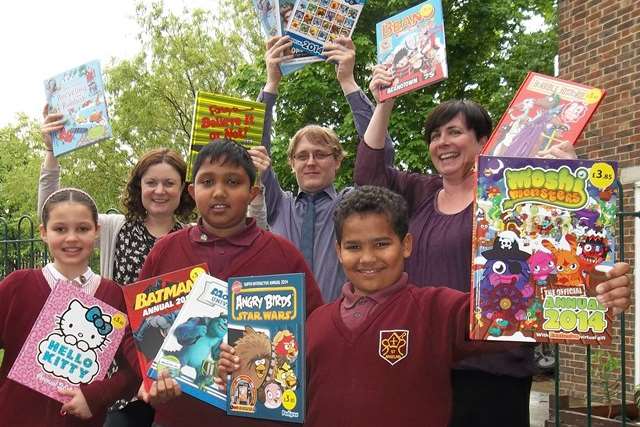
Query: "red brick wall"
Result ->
[[557, 0, 639, 403]]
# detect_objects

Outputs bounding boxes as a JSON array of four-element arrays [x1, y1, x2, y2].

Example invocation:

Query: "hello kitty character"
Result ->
[[57, 300, 113, 352]]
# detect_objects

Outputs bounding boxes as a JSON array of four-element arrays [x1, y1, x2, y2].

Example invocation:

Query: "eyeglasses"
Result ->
[[292, 151, 335, 162]]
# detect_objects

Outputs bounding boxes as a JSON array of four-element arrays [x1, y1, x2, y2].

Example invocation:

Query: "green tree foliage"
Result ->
[[0, 0, 557, 217]]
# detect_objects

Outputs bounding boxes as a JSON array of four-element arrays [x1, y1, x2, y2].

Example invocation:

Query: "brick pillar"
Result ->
[[557, 0, 639, 403]]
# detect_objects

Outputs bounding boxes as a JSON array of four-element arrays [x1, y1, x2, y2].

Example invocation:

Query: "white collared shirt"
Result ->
[[41, 263, 101, 296]]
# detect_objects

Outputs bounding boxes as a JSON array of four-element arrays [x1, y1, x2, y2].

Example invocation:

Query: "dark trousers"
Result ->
[[103, 400, 155, 427], [449, 370, 533, 427]]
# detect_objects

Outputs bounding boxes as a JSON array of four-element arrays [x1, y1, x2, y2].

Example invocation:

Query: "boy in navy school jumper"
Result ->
[[136, 140, 323, 427], [302, 185, 631, 427]]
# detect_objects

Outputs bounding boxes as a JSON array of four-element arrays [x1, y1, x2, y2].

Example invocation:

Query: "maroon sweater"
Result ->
[[138, 222, 324, 427], [0, 270, 140, 427], [306, 284, 485, 427]]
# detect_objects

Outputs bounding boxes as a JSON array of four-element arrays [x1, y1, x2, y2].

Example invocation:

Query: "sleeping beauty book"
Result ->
[[481, 72, 605, 158], [8, 281, 127, 403], [470, 156, 617, 345], [227, 273, 305, 423]]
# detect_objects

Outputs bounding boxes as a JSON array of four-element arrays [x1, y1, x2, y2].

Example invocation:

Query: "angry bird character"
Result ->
[[263, 382, 283, 409], [273, 330, 299, 364], [528, 250, 555, 286], [578, 234, 609, 275], [274, 362, 298, 390], [542, 234, 582, 287], [479, 232, 533, 326]]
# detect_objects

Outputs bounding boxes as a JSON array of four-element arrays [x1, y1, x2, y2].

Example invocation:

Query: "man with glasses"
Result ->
[[251, 35, 392, 302]]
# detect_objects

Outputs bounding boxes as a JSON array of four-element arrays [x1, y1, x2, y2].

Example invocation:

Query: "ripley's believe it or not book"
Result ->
[[285, 0, 366, 59], [8, 281, 127, 403], [187, 92, 266, 178], [470, 156, 617, 345], [122, 264, 208, 390], [227, 273, 305, 423], [252, 0, 323, 75], [376, 0, 448, 101], [148, 273, 228, 410], [44, 60, 112, 157], [481, 72, 605, 158]]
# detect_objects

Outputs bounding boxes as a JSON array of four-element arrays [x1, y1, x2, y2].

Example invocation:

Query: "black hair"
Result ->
[[192, 139, 256, 185], [42, 188, 99, 227], [334, 186, 408, 243], [393, 47, 409, 65], [423, 99, 492, 145]]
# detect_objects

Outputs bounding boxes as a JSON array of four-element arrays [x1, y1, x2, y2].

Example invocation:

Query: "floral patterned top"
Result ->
[[113, 219, 182, 285]]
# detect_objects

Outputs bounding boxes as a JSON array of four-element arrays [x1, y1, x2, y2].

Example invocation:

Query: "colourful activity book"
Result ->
[[252, 0, 323, 75], [148, 273, 228, 410], [470, 156, 618, 345], [376, 0, 448, 101], [481, 72, 606, 158], [122, 264, 208, 390], [285, 0, 366, 58], [187, 91, 266, 178], [8, 281, 127, 403], [44, 60, 112, 157], [227, 273, 305, 423]]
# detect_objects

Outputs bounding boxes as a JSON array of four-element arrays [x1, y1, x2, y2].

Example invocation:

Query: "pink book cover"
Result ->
[[8, 281, 128, 403]]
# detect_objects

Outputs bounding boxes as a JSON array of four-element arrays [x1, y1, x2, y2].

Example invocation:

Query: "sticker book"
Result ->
[[148, 273, 228, 410], [8, 281, 127, 403], [376, 0, 448, 101], [227, 273, 305, 423], [482, 72, 605, 158], [122, 264, 208, 389], [187, 92, 265, 178], [285, 0, 366, 59], [251, 0, 323, 75], [470, 156, 618, 345], [44, 60, 112, 157]]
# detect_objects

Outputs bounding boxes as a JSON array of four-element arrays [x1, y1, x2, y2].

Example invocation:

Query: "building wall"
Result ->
[[557, 0, 639, 403]]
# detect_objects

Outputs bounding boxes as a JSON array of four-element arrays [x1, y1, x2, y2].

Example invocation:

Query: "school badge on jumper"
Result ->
[[378, 330, 409, 366]]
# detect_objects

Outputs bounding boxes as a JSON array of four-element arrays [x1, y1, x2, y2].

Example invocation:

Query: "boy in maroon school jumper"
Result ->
[[136, 140, 323, 427], [302, 186, 631, 427]]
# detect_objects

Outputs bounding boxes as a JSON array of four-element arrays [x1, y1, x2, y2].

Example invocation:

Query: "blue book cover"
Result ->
[[148, 273, 228, 410], [470, 156, 618, 345], [285, 0, 366, 58], [226, 273, 305, 423], [376, 0, 447, 101], [44, 60, 112, 157]]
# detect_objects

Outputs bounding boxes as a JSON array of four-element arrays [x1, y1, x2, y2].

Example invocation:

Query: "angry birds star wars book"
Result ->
[[227, 273, 305, 423], [44, 60, 112, 157], [122, 264, 208, 390], [470, 156, 617, 345], [8, 281, 127, 403], [148, 273, 228, 410]]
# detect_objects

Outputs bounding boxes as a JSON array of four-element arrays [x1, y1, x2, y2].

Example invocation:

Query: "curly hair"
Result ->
[[334, 185, 408, 243], [122, 148, 195, 222]]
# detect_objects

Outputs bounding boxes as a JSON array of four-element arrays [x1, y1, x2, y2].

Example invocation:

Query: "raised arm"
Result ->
[[323, 37, 395, 166], [37, 105, 65, 218]]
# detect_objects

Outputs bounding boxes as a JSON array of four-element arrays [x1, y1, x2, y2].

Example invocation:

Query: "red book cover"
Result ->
[[122, 264, 208, 389], [482, 72, 605, 158]]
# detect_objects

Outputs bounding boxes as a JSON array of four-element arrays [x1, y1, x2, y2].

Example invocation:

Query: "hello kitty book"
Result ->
[[8, 281, 128, 403]]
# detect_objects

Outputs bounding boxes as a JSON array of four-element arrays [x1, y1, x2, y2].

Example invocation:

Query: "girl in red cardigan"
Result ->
[[0, 188, 140, 427]]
